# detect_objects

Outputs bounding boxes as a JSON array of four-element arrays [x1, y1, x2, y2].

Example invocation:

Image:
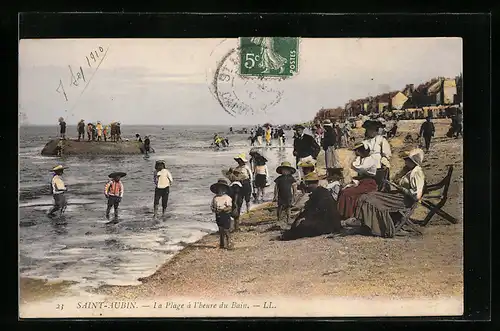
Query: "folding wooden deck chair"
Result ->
[[418, 165, 458, 226], [382, 180, 423, 236]]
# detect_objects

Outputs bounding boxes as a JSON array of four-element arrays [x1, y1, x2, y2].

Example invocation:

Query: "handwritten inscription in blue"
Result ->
[[56, 46, 109, 103]]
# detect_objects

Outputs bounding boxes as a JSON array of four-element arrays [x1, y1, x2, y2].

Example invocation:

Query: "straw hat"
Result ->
[[297, 160, 316, 168], [276, 161, 296, 174], [303, 172, 320, 182], [234, 153, 248, 163], [210, 178, 230, 194], [51, 165, 67, 172], [404, 148, 425, 166], [323, 119, 333, 127]]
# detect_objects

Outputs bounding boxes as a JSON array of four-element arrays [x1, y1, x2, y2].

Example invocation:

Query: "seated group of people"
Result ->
[[283, 119, 426, 240]]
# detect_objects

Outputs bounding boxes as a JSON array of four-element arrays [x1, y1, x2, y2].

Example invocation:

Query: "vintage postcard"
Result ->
[[19, 37, 463, 318]]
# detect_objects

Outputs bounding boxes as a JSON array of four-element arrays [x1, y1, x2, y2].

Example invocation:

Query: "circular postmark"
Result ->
[[206, 40, 295, 117]]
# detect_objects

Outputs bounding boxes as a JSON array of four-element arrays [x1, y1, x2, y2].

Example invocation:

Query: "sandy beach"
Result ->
[[20, 119, 463, 317]]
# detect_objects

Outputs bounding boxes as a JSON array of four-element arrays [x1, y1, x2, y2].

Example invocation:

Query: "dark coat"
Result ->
[[229, 184, 244, 218], [419, 121, 435, 137], [322, 127, 337, 150], [293, 133, 321, 159], [282, 186, 342, 240]]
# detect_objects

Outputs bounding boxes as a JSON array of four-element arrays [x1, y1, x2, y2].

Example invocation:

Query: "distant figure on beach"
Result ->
[[282, 172, 342, 241], [58, 117, 66, 140], [87, 123, 93, 141], [273, 161, 297, 225], [233, 153, 253, 213], [47, 165, 68, 218], [265, 127, 272, 146], [277, 126, 286, 147], [210, 178, 233, 250], [136, 134, 142, 143], [418, 115, 435, 153], [143, 136, 151, 155], [77, 120, 85, 141], [292, 124, 320, 179], [255, 125, 264, 146], [153, 160, 173, 218], [91, 123, 97, 141], [104, 172, 125, 221], [322, 119, 342, 178], [96, 122, 103, 141], [103, 125, 108, 142]]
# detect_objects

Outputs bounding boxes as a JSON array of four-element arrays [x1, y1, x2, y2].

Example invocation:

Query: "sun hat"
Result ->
[[51, 165, 67, 172], [276, 161, 297, 174], [108, 172, 127, 179], [323, 119, 333, 127], [303, 172, 320, 183], [210, 178, 230, 194], [297, 160, 316, 168], [234, 153, 248, 163], [404, 148, 425, 166]]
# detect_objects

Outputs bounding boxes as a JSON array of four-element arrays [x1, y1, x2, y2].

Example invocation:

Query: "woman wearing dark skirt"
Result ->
[[355, 148, 426, 238], [337, 142, 378, 220]]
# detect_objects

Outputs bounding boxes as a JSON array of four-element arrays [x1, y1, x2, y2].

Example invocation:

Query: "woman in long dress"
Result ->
[[250, 37, 287, 73], [337, 142, 379, 220], [354, 149, 426, 238], [322, 119, 341, 177]]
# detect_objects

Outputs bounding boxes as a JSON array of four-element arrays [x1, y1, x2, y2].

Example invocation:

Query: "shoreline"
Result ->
[[20, 119, 463, 317]]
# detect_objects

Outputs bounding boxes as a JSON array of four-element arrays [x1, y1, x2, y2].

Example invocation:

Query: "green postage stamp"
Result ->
[[239, 37, 299, 77]]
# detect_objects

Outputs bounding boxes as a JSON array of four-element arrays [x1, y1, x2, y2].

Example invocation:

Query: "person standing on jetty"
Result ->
[[322, 119, 342, 178], [96, 122, 103, 141], [293, 124, 321, 179], [210, 178, 233, 250], [104, 172, 125, 221], [77, 120, 85, 141], [47, 165, 68, 218], [58, 117, 66, 139], [233, 153, 253, 213], [153, 160, 173, 218], [87, 122, 93, 141], [418, 115, 435, 153], [273, 161, 297, 225]]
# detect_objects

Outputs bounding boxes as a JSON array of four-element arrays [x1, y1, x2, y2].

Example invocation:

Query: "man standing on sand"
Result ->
[[292, 124, 321, 178], [77, 120, 85, 141], [418, 115, 435, 153], [58, 117, 66, 139]]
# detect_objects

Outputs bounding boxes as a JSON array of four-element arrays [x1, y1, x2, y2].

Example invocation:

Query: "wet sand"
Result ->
[[20, 119, 463, 316]]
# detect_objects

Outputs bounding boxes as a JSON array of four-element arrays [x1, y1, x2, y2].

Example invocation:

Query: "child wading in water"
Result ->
[[104, 172, 126, 222], [273, 161, 297, 224], [210, 178, 234, 249], [253, 154, 269, 203]]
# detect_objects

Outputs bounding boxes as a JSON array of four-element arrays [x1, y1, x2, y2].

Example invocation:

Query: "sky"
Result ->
[[19, 38, 462, 126]]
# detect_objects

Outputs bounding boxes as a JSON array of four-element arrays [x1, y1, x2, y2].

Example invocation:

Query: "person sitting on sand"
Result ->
[[325, 167, 344, 202], [296, 159, 316, 193], [363, 120, 392, 192], [337, 142, 378, 223], [48, 165, 68, 218], [273, 161, 297, 225], [281, 172, 342, 241], [210, 178, 233, 250], [233, 153, 253, 213], [104, 172, 125, 221], [352, 148, 426, 238]]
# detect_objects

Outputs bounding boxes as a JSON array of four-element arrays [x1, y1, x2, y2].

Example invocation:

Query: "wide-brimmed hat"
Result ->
[[362, 120, 385, 129], [297, 160, 316, 168], [323, 119, 333, 127], [51, 165, 67, 172], [276, 161, 296, 174], [404, 148, 425, 166], [294, 124, 305, 130], [303, 172, 320, 183], [108, 172, 127, 179], [234, 153, 248, 163], [210, 178, 230, 194]]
